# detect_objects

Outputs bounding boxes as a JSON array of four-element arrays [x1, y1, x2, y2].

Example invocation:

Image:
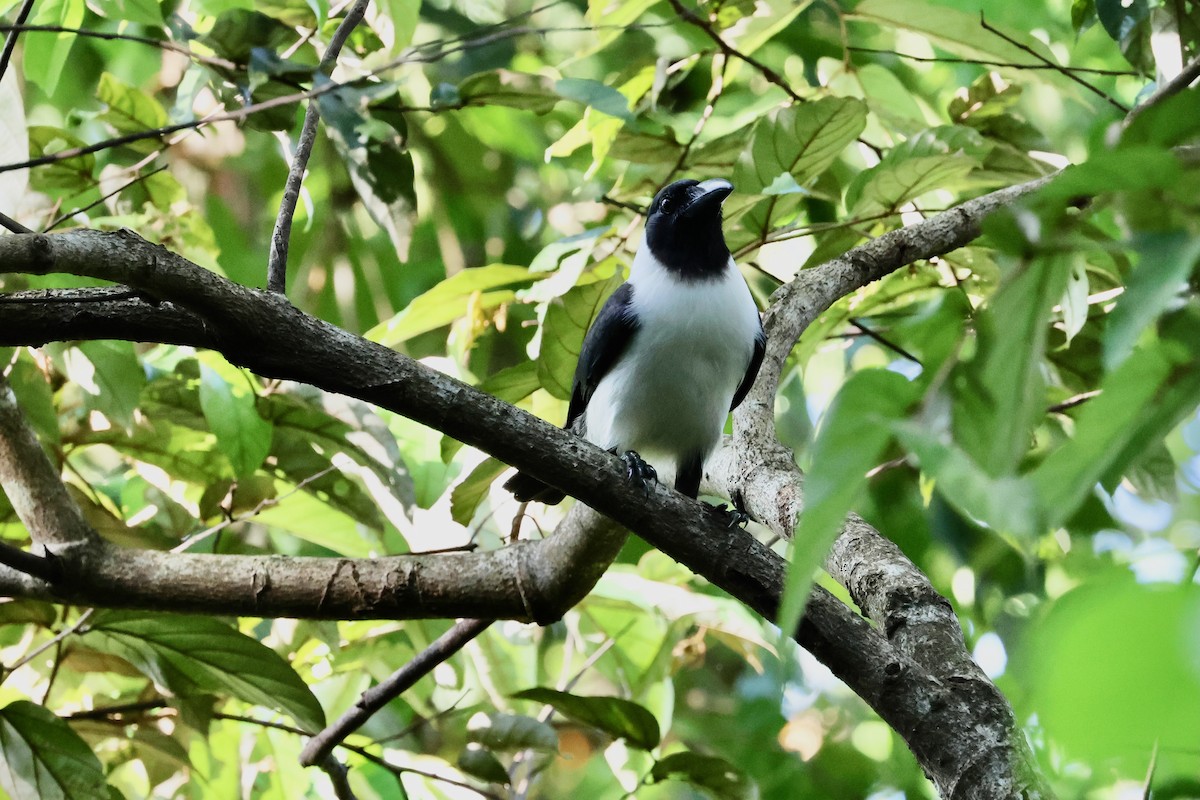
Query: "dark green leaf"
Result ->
[[0, 701, 111, 800], [80, 611, 325, 732], [458, 70, 559, 113], [202, 9, 294, 61], [536, 268, 624, 401], [27, 126, 95, 192], [465, 713, 559, 752], [456, 745, 511, 785], [554, 78, 633, 121], [1104, 232, 1200, 370], [649, 751, 757, 800], [512, 687, 660, 750]]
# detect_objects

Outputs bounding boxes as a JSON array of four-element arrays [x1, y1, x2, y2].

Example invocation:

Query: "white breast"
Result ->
[[583, 243, 760, 481]]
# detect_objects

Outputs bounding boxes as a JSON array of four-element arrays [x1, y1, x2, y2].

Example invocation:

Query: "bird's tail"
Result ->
[[503, 471, 566, 505]]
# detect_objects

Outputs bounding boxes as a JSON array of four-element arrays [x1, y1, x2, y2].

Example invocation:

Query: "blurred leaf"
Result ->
[[779, 370, 916, 635], [649, 751, 758, 800], [25, 0, 84, 96], [91, 0, 163, 24], [0, 701, 111, 800], [513, 687, 661, 750], [202, 9, 294, 61], [1104, 232, 1200, 370], [456, 746, 510, 785], [852, 0, 1060, 63], [65, 341, 146, 432], [450, 457, 507, 525], [199, 364, 272, 478], [80, 611, 326, 732], [0, 72, 28, 206], [458, 70, 559, 113], [27, 126, 95, 192], [1017, 577, 1200, 762], [952, 255, 1067, 476], [7, 357, 59, 449], [370, 264, 536, 346], [466, 713, 558, 752], [555, 78, 633, 121]]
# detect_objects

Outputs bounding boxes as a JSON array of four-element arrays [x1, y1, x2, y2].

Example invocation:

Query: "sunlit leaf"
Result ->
[[80, 611, 326, 732], [199, 364, 272, 478]]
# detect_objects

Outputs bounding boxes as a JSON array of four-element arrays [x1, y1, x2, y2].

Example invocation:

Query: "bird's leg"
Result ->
[[613, 449, 658, 494], [704, 487, 750, 529]]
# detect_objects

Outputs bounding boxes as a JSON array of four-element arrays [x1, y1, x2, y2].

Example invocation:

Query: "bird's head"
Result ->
[[643, 178, 734, 279]]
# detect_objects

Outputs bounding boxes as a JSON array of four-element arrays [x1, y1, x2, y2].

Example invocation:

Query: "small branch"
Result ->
[[319, 755, 359, 800], [849, 317, 923, 365], [0, 210, 33, 234], [5, 608, 92, 676], [1124, 55, 1200, 129], [44, 165, 169, 232], [0, 540, 62, 582], [300, 618, 492, 767], [847, 45, 1139, 76], [665, 0, 803, 104], [268, 0, 371, 293], [980, 13, 1128, 112], [0, 0, 35, 87], [0, 23, 239, 70]]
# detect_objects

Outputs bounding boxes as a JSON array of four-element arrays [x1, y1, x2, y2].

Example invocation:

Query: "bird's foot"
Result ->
[[704, 494, 750, 530], [617, 450, 658, 494]]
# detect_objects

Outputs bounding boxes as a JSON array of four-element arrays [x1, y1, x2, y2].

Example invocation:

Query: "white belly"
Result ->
[[583, 256, 759, 478]]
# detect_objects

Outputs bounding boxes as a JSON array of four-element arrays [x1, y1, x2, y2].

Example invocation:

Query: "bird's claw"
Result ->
[[618, 450, 658, 494], [704, 501, 750, 529]]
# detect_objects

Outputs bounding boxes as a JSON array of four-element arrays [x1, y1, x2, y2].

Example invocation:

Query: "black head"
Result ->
[[643, 178, 734, 279]]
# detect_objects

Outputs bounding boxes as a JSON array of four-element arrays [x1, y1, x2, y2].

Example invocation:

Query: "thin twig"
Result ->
[[0, 23, 239, 70], [848, 317, 923, 365], [268, 0, 371, 293], [299, 618, 493, 767], [0, 0, 35, 87], [665, 0, 803, 104], [847, 46, 1139, 76], [320, 754, 359, 800], [5, 608, 93, 675], [979, 14, 1128, 112], [44, 165, 169, 231], [1047, 389, 1101, 413], [1124, 55, 1200, 129], [0, 210, 33, 234]]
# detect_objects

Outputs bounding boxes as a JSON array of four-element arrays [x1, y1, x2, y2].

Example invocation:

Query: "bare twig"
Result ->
[[44, 165, 169, 232], [0, 23, 239, 70], [0, 210, 33, 234], [847, 45, 1139, 76], [300, 618, 493, 767], [5, 608, 93, 675], [268, 0, 371, 293], [1124, 55, 1200, 129], [0, 0, 35, 87], [980, 13, 1128, 112], [665, 0, 802, 104]]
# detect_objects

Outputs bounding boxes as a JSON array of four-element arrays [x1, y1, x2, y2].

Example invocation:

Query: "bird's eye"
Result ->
[[658, 197, 673, 215]]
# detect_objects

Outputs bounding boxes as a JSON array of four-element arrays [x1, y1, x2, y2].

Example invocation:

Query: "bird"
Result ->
[[504, 177, 765, 506]]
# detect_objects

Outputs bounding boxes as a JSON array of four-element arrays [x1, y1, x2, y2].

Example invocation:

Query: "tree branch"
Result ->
[[268, 0, 371, 293]]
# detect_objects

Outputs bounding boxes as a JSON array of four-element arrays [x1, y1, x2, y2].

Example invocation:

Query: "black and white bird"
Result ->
[[505, 177, 765, 504]]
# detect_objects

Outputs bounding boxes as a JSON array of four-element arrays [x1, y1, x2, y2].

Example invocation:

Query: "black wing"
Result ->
[[566, 282, 639, 429], [730, 324, 766, 411]]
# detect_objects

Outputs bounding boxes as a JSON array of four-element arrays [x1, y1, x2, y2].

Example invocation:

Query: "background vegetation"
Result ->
[[1, 0, 1199, 797]]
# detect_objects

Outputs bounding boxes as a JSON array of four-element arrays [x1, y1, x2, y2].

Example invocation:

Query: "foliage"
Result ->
[[1, 0, 1199, 797]]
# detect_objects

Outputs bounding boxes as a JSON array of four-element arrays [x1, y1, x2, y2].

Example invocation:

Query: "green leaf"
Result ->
[[554, 78, 633, 121], [852, 0, 1059, 64], [846, 126, 988, 212], [369, 264, 536, 346], [64, 341, 147, 432], [512, 687, 661, 750], [466, 713, 559, 752], [202, 9, 294, 61], [778, 370, 915, 636], [7, 357, 59, 448], [0, 701, 111, 800], [456, 746, 511, 785], [25, 0, 84, 96], [649, 752, 757, 800], [27, 126, 95, 193], [458, 70, 559, 113], [536, 268, 624, 401], [97, 73, 168, 152], [80, 611, 326, 732], [952, 255, 1068, 476], [91, 0, 163, 24], [1103, 232, 1200, 370], [1016, 578, 1200, 762], [450, 457, 508, 526], [732, 98, 867, 194], [1121, 88, 1200, 148], [1033, 316, 1200, 525], [199, 364, 273, 478]]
